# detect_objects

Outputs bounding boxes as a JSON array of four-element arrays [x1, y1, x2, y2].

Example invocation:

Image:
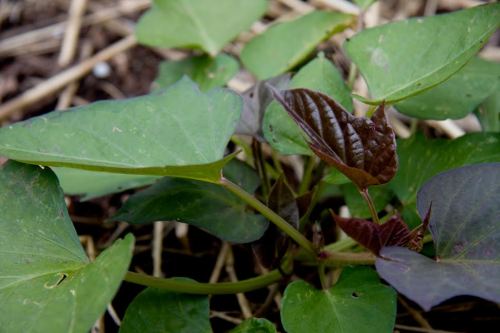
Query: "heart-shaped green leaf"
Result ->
[[0, 161, 134, 333], [120, 287, 210, 333], [395, 58, 500, 120], [0, 78, 241, 183], [241, 11, 354, 80], [111, 160, 268, 243], [230, 318, 277, 333], [136, 0, 268, 56], [272, 88, 397, 189], [345, 3, 500, 104], [376, 163, 500, 311], [281, 267, 396, 333], [263, 54, 353, 155], [154, 54, 239, 92]]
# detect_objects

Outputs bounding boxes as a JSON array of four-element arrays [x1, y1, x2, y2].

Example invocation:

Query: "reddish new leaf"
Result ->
[[272, 88, 397, 189], [332, 211, 430, 255]]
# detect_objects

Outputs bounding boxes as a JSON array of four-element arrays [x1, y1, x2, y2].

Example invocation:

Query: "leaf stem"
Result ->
[[299, 156, 316, 195], [359, 187, 380, 224], [124, 268, 283, 295], [323, 237, 357, 252], [318, 263, 328, 289], [220, 177, 318, 256], [302, 251, 376, 267]]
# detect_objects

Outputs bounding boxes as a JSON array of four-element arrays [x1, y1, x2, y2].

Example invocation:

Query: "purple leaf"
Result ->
[[376, 163, 500, 311], [333, 213, 427, 255], [272, 88, 397, 189]]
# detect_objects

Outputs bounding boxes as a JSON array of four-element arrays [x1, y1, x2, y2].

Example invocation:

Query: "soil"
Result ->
[[1, 1, 499, 332]]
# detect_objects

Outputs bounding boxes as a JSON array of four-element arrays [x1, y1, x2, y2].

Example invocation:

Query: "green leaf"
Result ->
[[395, 58, 500, 120], [341, 183, 392, 219], [111, 160, 268, 243], [377, 163, 500, 311], [241, 11, 354, 80], [263, 54, 353, 155], [281, 267, 396, 333], [120, 287, 210, 333], [0, 78, 241, 183], [136, 0, 268, 56], [323, 168, 350, 185], [0, 161, 134, 333], [154, 54, 239, 92], [222, 159, 262, 193], [345, 3, 500, 104], [230, 318, 277, 333], [477, 90, 500, 132], [391, 133, 500, 206], [389, 133, 500, 227], [54, 167, 158, 200]]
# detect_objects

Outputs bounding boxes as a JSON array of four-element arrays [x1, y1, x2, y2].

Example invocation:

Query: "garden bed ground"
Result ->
[[1, 0, 499, 332]]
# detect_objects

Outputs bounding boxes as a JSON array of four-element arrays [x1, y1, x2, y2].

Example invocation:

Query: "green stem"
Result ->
[[359, 188, 380, 224], [323, 237, 357, 253], [318, 263, 328, 289], [220, 177, 318, 256], [322, 251, 375, 266], [124, 269, 283, 295], [302, 251, 376, 267], [299, 156, 316, 195], [299, 181, 324, 231]]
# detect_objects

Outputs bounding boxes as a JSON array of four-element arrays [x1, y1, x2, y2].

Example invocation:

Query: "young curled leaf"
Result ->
[[271, 88, 397, 189], [332, 211, 430, 255]]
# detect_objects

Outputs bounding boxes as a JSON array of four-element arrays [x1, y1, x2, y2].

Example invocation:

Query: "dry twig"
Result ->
[[0, 34, 137, 121]]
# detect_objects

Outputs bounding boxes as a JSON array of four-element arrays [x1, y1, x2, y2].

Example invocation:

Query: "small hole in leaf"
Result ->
[[44, 273, 68, 289], [351, 292, 360, 298]]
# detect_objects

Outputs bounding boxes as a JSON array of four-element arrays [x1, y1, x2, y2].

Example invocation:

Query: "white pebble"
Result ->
[[93, 62, 111, 78]]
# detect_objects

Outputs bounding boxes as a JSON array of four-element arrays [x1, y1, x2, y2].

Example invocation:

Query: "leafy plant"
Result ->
[[0, 1, 499, 332]]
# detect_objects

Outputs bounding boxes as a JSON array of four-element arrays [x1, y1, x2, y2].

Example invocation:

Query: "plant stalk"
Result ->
[[220, 177, 318, 256], [124, 268, 283, 295], [299, 155, 316, 195], [302, 251, 376, 267], [318, 263, 329, 289], [359, 187, 381, 224]]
